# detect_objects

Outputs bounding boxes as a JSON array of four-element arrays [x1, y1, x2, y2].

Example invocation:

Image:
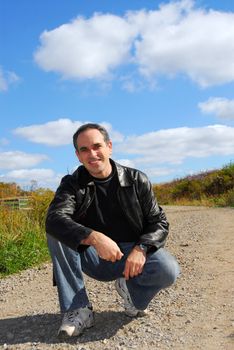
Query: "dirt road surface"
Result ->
[[0, 206, 233, 350]]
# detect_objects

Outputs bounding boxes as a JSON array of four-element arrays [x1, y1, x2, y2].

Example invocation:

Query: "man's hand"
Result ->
[[81, 231, 123, 262], [123, 245, 146, 280]]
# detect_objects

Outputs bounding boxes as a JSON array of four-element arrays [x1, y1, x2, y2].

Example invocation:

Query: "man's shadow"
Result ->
[[0, 311, 132, 345]]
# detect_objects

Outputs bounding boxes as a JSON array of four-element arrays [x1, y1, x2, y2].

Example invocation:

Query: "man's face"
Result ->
[[76, 128, 112, 178]]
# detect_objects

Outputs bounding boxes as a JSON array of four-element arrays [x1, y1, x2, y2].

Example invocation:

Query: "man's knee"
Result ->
[[145, 248, 180, 287], [162, 257, 180, 287]]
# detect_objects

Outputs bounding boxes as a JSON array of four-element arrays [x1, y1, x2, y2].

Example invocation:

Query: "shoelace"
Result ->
[[119, 283, 133, 304], [66, 310, 80, 322]]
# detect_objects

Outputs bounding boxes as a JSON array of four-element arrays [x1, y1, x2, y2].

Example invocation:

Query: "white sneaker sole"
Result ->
[[58, 315, 94, 338]]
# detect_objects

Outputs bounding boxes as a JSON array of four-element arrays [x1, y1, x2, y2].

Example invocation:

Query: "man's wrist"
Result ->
[[134, 244, 148, 254], [81, 231, 98, 246]]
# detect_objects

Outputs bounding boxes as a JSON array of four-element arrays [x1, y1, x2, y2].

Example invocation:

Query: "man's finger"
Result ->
[[123, 264, 130, 280], [117, 251, 124, 260], [130, 267, 137, 278]]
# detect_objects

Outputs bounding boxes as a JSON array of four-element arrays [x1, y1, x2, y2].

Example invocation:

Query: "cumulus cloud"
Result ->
[[34, 0, 234, 87], [116, 125, 234, 166], [34, 13, 136, 80], [133, 1, 234, 87], [0, 151, 48, 170], [1, 168, 63, 189], [115, 158, 135, 167], [143, 167, 176, 178], [198, 97, 234, 120], [13, 119, 83, 146], [4, 168, 54, 180], [0, 67, 20, 92], [100, 122, 124, 142], [13, 119, 124, 146]]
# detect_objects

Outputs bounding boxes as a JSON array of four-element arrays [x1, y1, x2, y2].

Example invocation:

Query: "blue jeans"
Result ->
[[47, 234, 180, 313]]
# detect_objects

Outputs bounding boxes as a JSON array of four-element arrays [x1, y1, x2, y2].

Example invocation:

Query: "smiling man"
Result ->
[[46, 123, 180, 338], [75, 127, 113, 178]]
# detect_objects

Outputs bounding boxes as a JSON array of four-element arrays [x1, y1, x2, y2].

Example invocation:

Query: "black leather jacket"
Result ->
[[46, 160, 169, 252]]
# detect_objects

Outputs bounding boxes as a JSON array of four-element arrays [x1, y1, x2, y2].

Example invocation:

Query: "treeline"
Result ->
[[0, 182, 26, 198], [153, 162, 234, 207]]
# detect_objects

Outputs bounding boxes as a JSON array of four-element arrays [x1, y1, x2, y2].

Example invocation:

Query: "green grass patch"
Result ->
[[0, 189, 53, 278], [0, 228, 49, 277]]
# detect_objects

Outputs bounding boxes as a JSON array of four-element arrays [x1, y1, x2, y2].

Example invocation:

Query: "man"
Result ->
[[46, 123, 180, 338]]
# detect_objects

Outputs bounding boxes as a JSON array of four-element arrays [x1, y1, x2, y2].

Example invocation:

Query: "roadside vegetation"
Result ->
[[0, 162, 233, 277], [154, 162, 234, 207], [0, 188, 53, 277]]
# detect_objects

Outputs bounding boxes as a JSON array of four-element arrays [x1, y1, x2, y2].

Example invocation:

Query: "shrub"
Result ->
[[153, 162, 234, 207], [29, 188, 54, 227]]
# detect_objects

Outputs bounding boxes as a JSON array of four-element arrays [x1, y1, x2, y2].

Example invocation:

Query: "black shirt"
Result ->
[[79, 169, 137, 242]]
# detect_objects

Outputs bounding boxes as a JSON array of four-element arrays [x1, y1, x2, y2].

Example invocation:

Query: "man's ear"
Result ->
[[108, 140, 113, 155], [75, 150, 81, 162]]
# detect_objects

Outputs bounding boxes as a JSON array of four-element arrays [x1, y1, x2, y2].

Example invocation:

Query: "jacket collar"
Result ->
[[114, 159, 133, 187], [73, 159, 133, 187]]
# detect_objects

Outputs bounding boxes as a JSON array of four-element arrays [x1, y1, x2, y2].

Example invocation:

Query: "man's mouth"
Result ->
[[89, 159, 101, 165]]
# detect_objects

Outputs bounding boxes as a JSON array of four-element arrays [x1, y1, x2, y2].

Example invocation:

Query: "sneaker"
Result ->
[[58, 304, 94, 338], [115, 278, 148, 317]]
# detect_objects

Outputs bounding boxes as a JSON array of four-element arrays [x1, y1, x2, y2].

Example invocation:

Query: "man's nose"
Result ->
[[89, 149, 97, 157]]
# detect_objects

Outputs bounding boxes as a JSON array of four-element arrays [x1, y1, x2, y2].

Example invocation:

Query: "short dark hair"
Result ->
[[73, 123, 110, 151]]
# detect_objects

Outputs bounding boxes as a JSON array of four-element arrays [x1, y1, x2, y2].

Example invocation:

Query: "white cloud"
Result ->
[[116, 158, 136, 168], [13, 119, 83, 146], [143, 167, 176, 178], [1, 168, 63, 189], [116, 125, 234, 166], [34, 13, 136, 80], [120, 73, 152, 92], [13, 119, 124, 146], [198, 97, 234, 120], [115, 157, 174, 180], [34, 0, 234, 87], [101, 122, 124, 142], [133, 1, 234, 87], [0, 67, 20, 92], [4, 168, 54, 180], [0, 151, 48, 170]]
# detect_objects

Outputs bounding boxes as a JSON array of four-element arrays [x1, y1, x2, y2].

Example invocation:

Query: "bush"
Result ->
[[29, 188, 54, 227], [153, 162, 234, 207], [171, 179, 202, 200]]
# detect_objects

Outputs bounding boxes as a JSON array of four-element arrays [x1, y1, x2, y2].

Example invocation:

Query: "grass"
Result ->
[[0, 189, 53, 278], [0, 208, 49, 277]]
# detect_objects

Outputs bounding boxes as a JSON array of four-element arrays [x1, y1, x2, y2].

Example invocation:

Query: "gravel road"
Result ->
[[0, 206, 233, 350]]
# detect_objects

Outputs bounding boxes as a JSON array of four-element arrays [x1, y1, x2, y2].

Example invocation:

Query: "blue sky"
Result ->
[[1, 0, 234, 190]]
